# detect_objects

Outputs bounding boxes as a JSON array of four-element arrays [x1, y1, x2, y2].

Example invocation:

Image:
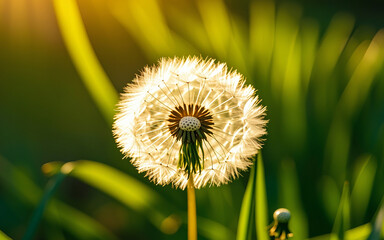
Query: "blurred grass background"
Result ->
[[1, 0, 384, 239]]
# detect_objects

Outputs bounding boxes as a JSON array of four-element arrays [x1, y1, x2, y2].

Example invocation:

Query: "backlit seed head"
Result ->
[[113, 56, 267, 189]]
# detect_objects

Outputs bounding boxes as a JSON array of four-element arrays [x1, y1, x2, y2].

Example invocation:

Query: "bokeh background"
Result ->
[[1, 0, 384, 239]]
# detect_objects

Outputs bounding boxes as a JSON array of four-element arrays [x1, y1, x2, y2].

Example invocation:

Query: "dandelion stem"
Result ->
[[187, 175, 197, 240]]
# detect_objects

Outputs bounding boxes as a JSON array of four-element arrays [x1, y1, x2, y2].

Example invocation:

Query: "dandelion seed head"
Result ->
[[113, 56, 267, 189]]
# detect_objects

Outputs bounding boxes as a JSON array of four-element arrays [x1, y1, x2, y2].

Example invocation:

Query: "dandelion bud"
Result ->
[[269, 208, 293, 240]]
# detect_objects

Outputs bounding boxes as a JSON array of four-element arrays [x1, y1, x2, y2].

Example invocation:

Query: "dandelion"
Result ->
[[114, 56, 266, 188], [113, 56, 267, 239]]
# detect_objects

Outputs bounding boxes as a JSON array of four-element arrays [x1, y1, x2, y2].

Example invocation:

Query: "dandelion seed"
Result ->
[[113, 56, 267, 189]]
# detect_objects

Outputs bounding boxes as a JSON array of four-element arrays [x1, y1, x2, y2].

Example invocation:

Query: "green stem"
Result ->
[[22, 172, 66, 240], [188, 175, 197, 240]]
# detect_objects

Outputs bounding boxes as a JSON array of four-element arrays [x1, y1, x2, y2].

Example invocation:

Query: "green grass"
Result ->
[[1, 0, 384, 239], [42, 0, 384, 238]]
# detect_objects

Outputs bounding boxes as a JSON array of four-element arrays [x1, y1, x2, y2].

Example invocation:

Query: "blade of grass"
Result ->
[[45, 160, 175, 230], [313, 13, 355, 80], [338, 29, 384, 119], [308, 196, 384, 240], [47, 200, 118, 240], [22, 172, 66, 240], [312, 18, 356, 139], [236, 160, 256, 240], [0, 230, 12, 240], [249, 0, 275, 80], [368, 198, 384, 240], [345, 40, 370, 76], [227, 16, 248, 75], [279, 159, 308, 239], [325, 30, 384, 183], [165, 4, 211, 54], [44, 161, 232, 238], [351, 155, 376, 222], [197, 0, 231, 59], [53, 0, 118, 124], [281, 29, 307, 152], [300, 18, 319, 93], [110, 0, 193, 59], [255, 153, 269, 240], [368, 208, 384, 240], [312, 196, 384, 240], [311, 13, 354, 121], [307, 223, 372, 240], [324, 115, 351, 184], [270, 2, 301, 99], [331, 182, 350, 240], [0, 156, 118, 240], [319, 176, 341, 222], [345, 223, 373, 240]]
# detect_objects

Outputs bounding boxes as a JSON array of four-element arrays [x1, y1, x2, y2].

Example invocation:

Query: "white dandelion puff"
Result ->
[[113, 56, 267, 189]]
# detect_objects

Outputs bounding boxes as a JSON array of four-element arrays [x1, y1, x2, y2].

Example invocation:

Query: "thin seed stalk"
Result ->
[[187, 175, 197, 240]]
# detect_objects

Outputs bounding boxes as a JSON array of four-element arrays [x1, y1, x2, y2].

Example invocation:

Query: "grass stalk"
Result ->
[[236, 163, 256, 240], [22, 173, 66, 240], [256, 153, 269, 240]]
